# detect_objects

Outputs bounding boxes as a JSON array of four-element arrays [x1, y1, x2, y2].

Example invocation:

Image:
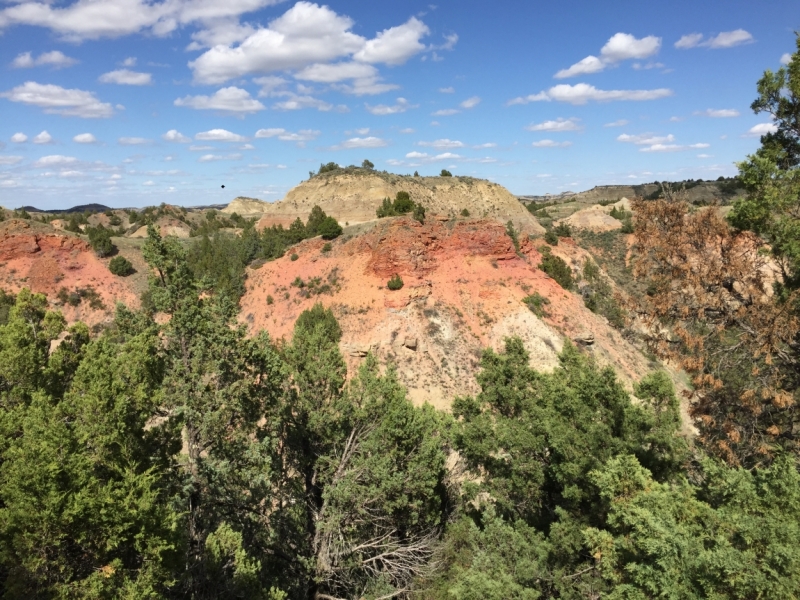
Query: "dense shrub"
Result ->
[[440, 169, 452, 177], [87, 225, 114, 258], [544, 230, 558, 245], [539, 252, 574, 290], [553, 222, 572, 237], [522, 292, 550, 317], [108, 255, 133, 276], [387, 274, 404, 290], [460, 208, 470, 217]]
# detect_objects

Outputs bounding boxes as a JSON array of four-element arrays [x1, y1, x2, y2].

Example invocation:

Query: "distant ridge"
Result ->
[[19, 203, 112, 214]]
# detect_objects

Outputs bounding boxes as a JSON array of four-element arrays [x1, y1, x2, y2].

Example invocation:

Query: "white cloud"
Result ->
[[632, 61, 665, 70], [531, 139, 572, 148], [195, 128, 247, 142], [99, 69, 152, 85], [555, 33, 660, 78], [198, 153, 242, 162], [353, 17, 429, 65], [34, 154, 77, 167], [0, 156, 23, 165], [460, 96, 481, 109], [640, 143, 709, 152], [525, 117, 581, 132], [0, 0, 284, 42], [295, 62, 377, 83], [399, 151, 461, 163], [32, 130, 53, 144], [705, 29, 753, 49], [675, 33, 704, 49], [675, 29, 754, 50], [669, 116, 684, 122], [604, 119, 629, 127], [174, 86, 265, 114], [555, 55, 604, 79], [73, 133, 97, 143], [600, 33, 661, 61], [189, 145, 214, 151], [121, 57, 137, 67], [162, 129, 191, 143], [12, 50, 77, 69], [189, 3, 366, 84], [143, 180, 155, 186], [473, 142, 497, 148], [335, 78, 399, 96], [10, 133, 27, 142], [119, 137, 150, 145], [699, 108, 740, 118], [272, 93, 341, 111], [418, 139, 464, 149], [617, 133, 675, 145], [744, 123, 778, 137], [697, 154, 713, 158], [399, 127, 415, 134], [365, 97, 415, 115], [439, 86, 454, 93], [509, 83, 673, 105], [336, 136, 387, 149], [432, 108, 459, 116], [255, 128, 320, 142], [1, 81, 114, 118], [780, 53, 792, 65]]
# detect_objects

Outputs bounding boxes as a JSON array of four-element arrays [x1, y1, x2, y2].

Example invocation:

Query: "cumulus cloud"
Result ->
[[640, 143, 709, 152], [99, 69, 152, 85], [617, 133, 675, 145], [10, 133, 27, 142], [353, 17, 429, 64], [399, 127, 415, 134], [34, 154, 77, 167], [198, 153, 242, 162], [418, 139, 464, 149], [334, 136, 387, 149], [531, 139, 572, 148], [162, 129, 191, 143], [12, 50, 77, 69], [0, 0, 284, 41], [604, 119, 629, 127], [119, 137, 150, 145], [295, 61, 377, 83], [0, 156, 23, 165], [398, 151, 461, 163], [780, 53, 792, 65], [174, 87, 265, 114], [271, 93, 344, 111], [365, 97, 415, 115], [254, 128, 320, 143], [432, 108, 459, 116], [1, 81, 114, 117], [508, 83, 673, 105], [525, 117, 581, 132], [73, 133, 97, 143], [195, 129, 247, 142], [555, 33, 660, 78], [121, 57, 137, 67], [32, 130, 53, 144], [675, 29, 753, 50], [698, 108, 740, 118], [460, 96, 481, 109], [744, 123, 778, 137]]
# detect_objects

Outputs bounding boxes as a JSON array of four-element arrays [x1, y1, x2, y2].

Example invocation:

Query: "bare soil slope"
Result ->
[[240, 216, 652, 409]]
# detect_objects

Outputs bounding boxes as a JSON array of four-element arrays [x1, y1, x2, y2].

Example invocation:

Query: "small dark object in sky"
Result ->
[[221, 184, 225, 189]]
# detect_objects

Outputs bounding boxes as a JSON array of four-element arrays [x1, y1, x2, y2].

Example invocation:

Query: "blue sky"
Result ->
[[0, 0, 796, 209]]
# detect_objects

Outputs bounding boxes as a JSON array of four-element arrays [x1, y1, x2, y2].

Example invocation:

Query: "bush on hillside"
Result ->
[[544, 230, 559, 246], [87, 226, 115, 258], [539, 253, 573, 290], [440, 169, 452, 177], [108, 256, 133, 277], [387, 274, 404, 291]]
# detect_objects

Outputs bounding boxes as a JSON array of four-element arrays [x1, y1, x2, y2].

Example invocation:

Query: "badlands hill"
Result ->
[[222, 169, 544, 233]]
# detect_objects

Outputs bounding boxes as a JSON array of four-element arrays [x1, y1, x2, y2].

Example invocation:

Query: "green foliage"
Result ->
[[108, 255, 134, 276], [553, 221, 572, 237], [290, 253, 299, 261], [387, 273, 404, 290], [321, 242, 332, 253], [460, 208, 470, 217], [414, 170, 419, 177], [317, 216, 343, 240], [413, 202, 426, 223], [505, 220, 520, 252], [0, 288, 14, 326], [440, 169, 453, 177], [581, 259, 626, 329], [539, 253, 573, 290], [12, 208, 31, 220], [544, 229, 558, 246], [318, 161, 339, 175], [87, 225, 115, 257], [522, 292, 550, 318], [620, 218, 634, 233], [361, 159, 374, 170], [376, 191, 421, 218]]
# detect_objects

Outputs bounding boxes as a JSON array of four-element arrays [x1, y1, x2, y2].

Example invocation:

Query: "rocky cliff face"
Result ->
[[222, 172, 544, 233]]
